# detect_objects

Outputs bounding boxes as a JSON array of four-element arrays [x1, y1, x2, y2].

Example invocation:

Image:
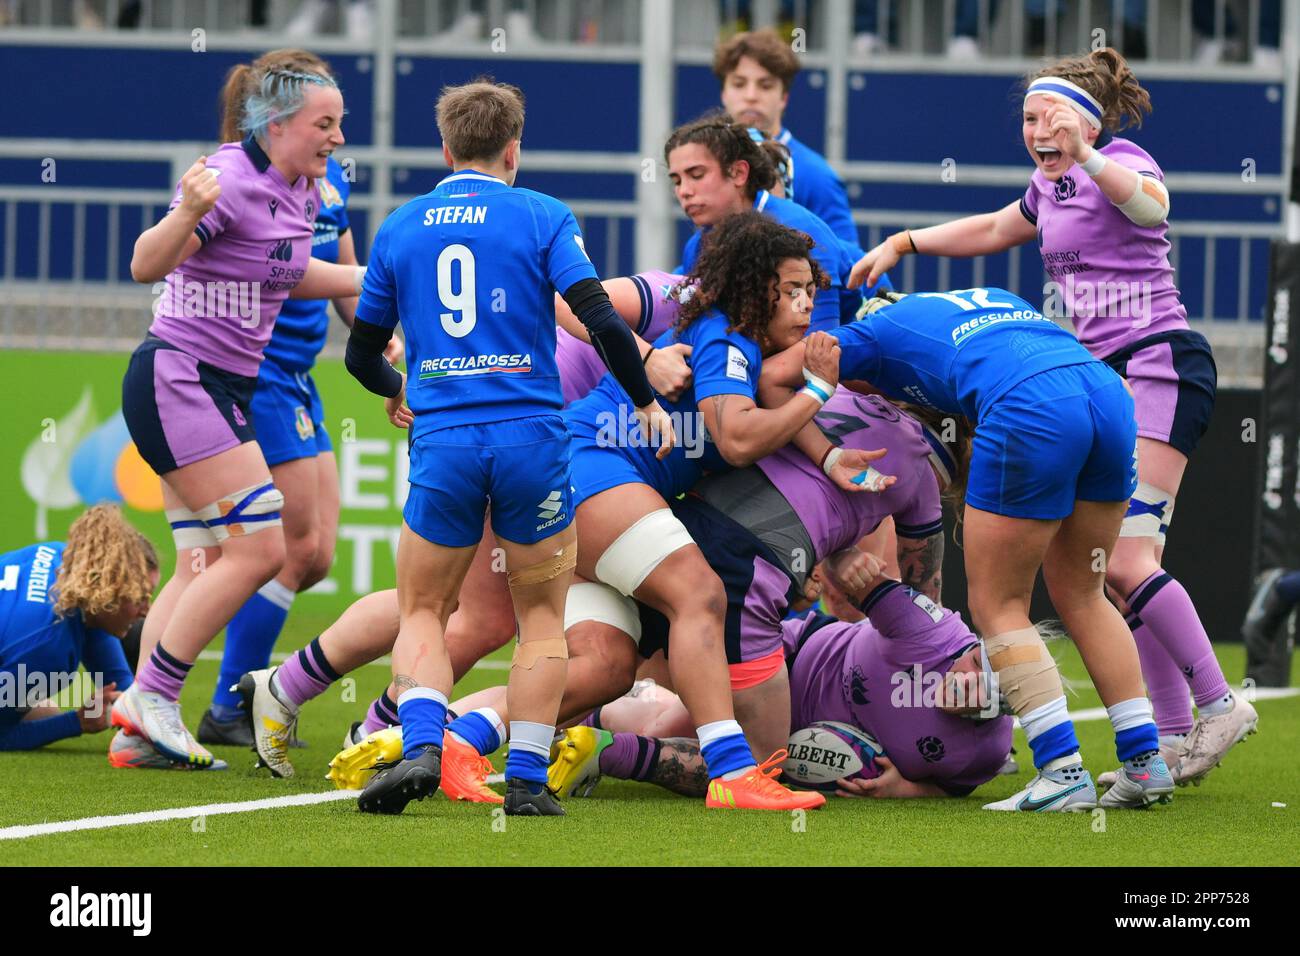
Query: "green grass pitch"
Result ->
[[1, 602, 1296, 867]]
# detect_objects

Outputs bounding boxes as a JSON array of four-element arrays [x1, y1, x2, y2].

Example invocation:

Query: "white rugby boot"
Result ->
[[983, 757, 1096, 812]]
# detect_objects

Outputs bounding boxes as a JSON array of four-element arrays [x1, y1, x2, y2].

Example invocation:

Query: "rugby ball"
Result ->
[[783, 721, 884, 790]]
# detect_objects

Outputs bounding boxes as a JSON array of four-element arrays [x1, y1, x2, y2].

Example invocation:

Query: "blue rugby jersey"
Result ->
[[356, 169, 599, 437], [776, 128, 857, 246], [264, 156, 352, 372], [572, 307, 763, 497], [0, 543, 133, 733], [680, 191, 845, 335], [830, 288, 1097, 422]]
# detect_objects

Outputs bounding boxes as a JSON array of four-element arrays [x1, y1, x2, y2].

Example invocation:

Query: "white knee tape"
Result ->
[[593, 508, 695, 597], [195, 481, 285, 542], [1119, 482, 1175, 544], [563, 582, 642, 643], [166, 506, 219, 550]]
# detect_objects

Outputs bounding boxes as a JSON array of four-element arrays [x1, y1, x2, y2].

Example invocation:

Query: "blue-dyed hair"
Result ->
[[240, 68, 340, 140]]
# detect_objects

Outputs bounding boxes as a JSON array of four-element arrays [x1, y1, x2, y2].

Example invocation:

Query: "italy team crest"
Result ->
[[294, 405, 315, 441]]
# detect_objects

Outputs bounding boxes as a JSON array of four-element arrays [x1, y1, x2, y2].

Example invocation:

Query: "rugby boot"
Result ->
[[111, 684, 214, 768], [197, 708, 254, 747], [1178, 693, 1259, 784], [706, 751, 826, 811], [983, 759, 1096, 812], [357, 744, 442, 814], [109, 728, 228, 770], [237, 668, 297, 779], [1098, 751, 1175, 808], [440, 733, 503, 804], [327, 726, 403, 790], [548, 726, 613, 798], [504, 778, 566, 816]]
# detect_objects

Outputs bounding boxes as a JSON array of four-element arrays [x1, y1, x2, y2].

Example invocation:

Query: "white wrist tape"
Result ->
[[354, 266, 367, 296], [822, 447, 843, 477], [1079, 149, 1107, 177], [801, 369, 834, 404]]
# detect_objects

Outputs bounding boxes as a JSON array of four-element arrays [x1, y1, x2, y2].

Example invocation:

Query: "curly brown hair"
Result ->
[[674, 211, 828, 350], [664, 112, 780, 201], [52, 505, 158, 619], [219, 48, 333, 144], [1027, 47, 1152, 132]]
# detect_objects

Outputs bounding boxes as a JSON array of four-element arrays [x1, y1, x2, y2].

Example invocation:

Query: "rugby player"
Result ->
[[117, 62, 359, 768], [852, 49, 1256, 787], [341, 78, 668, 815], [766, 288, 1172, 811]]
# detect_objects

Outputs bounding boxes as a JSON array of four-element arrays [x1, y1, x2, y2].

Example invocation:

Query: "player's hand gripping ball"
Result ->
[[783, 721, 885, 790]]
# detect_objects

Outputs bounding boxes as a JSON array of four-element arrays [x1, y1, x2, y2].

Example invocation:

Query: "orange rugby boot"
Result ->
[[705, 750, 826, 811], [440, 733, 504, 804]]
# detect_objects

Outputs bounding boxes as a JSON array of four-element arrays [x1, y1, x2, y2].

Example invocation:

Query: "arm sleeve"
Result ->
[[0, 709, 81, 751], [892, 473, 943, 540], [561, 278, 655, 408], [345, 319, 404, 398], [81, 631, 134, 692]]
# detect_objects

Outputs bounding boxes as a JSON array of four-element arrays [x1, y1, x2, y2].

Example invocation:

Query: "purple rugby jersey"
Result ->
[[556, 270, 684, 404], [1021, 137, 1188, 359], [150, 140, 317, 377], [783, 584, 1013, 794], [755, 390, 943, 559]]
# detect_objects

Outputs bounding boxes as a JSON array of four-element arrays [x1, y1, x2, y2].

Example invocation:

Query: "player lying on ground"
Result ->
[[336, 78, 668, 815], [116, 61, 361, 769], [0, 506, 176, 766], [325, 389, 961, 797], [764, 288, 1172, 812], [853, 47, 1256, 785], [201, 48, 403, 749], [550, 566, 1014, 801]]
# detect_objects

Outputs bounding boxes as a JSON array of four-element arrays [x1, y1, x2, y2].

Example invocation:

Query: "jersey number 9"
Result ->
[[437, 244, 477, 338]]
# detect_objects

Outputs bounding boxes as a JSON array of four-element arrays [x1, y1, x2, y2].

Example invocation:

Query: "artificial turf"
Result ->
[[1, 607, 1295, 867]]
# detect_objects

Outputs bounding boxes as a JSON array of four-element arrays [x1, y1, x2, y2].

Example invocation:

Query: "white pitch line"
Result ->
[[3, 689, 1294, 843], [0, 790, 360, 842], [1059, 687, 1298, 725]]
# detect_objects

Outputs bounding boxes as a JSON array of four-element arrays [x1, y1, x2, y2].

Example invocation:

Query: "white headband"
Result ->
[[1024, 77, 1104, 131]]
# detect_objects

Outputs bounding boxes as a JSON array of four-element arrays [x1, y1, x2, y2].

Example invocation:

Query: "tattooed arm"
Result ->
[[698, 391, 823, 468], [648, 738, 711, 798], [896, 531, 943, 603]]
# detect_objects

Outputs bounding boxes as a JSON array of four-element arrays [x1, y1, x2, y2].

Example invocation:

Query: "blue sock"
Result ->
[[447, 710, 503, 756], [504, 749, 549, 784], [397, 689, 448, 758], [1276, 570, 1300, 606], [1027, 722, 1081, 769], [1115, 722, 1160, 762], [504, 720, 554, 785], [697, 720, 754, 778], [212, 580, 294, 716]]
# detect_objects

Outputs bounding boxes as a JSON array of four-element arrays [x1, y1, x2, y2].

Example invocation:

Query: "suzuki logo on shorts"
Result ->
[[537, 491, 563, 521]]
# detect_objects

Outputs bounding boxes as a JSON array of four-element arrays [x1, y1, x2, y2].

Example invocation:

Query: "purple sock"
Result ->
[[133, 645, 192, 702], [598, 732, 661, 781], [580, 708, 602, 729], [362, 691, 399, 735], [274, 638, 341, 708], [1128, 572, 1230, 709], [1130, 615, 1193, 736]]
